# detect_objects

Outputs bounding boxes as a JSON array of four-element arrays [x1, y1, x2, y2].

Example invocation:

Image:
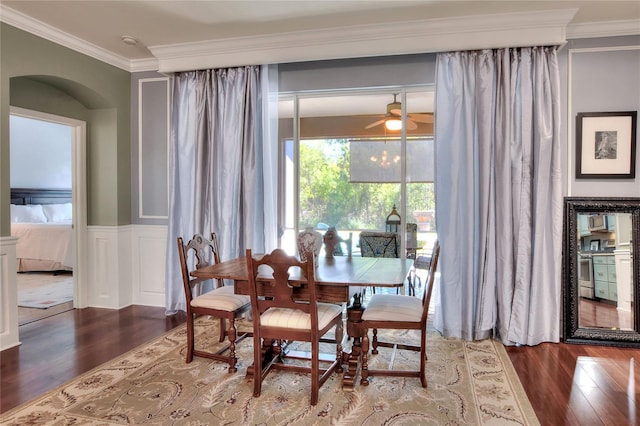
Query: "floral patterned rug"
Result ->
[[1, 316, 539, 425]]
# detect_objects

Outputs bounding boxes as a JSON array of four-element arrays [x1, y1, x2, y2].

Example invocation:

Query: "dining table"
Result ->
[[191, 254, 414, 388]]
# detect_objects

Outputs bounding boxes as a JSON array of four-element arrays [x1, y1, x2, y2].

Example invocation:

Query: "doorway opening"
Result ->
[[9, 107, 87, 325]]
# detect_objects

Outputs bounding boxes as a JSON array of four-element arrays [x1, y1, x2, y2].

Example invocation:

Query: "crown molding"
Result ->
[[566, 19, 640, 39], [130, 58, 161, 73], [0, 4, 132, 71], [4, 5, 637, 74], [150, 9, 578, 73]]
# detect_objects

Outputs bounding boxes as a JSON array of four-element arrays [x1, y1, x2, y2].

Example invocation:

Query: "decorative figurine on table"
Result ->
[[323, 227, 340, 258], [323, 227, 353, 258], [297, 227, 323, 266]]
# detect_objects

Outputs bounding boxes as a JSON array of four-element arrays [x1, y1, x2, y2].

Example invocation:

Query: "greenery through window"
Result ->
[[298, 138, 434, 231]]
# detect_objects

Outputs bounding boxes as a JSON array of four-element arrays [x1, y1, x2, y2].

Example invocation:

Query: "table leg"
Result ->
[[342, 292, 365, 388], [245, 338, 280, 379]]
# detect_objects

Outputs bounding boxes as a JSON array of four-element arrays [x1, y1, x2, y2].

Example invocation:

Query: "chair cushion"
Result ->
[[260, 302, 342, 330], [362, 294, 423, 322], [191, 285, 250, 311]]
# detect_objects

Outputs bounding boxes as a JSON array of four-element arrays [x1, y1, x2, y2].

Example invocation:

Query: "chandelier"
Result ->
[[370, 150, 400, 168]]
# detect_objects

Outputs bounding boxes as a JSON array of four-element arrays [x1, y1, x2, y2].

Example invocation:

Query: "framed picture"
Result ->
[[576, 111, 637, 179], [590, 240, 600, 251]]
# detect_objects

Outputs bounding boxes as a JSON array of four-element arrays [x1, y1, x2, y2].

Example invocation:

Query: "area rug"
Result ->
[[17, 274, 73, 309], [1, 316, 539, 425]]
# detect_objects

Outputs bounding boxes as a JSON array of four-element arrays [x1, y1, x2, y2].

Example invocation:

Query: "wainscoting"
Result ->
[[1, 225, 168, 351], [85, 224, 167, 309]]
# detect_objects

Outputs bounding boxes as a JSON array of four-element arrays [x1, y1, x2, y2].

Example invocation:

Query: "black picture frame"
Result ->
[[576, 111, 637, 179]]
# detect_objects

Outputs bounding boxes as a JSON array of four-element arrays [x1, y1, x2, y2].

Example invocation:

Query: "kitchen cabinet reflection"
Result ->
[[577, 213, 632, 330], [564, 198, 639, 347]]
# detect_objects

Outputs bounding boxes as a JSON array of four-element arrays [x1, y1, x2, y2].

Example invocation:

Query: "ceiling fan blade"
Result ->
[[406, 119, 418, 130], [365, 119, 386, 129], [408, 113, 434, 123]]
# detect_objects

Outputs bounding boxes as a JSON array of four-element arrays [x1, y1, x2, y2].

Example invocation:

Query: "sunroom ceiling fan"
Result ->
[[365, 94, 434, 131]]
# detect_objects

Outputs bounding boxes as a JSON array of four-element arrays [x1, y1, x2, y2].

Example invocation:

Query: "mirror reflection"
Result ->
[[576, 213, 634, 330]]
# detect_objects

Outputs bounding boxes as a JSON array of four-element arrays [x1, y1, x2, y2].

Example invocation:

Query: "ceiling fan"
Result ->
[[365, 94, 434, 131]]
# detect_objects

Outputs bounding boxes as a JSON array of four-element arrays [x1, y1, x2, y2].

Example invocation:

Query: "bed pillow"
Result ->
[[10, 204, 48, 223], [42, 203, 73, 222]]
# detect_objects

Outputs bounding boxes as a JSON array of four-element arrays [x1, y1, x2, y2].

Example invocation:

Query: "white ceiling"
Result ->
[[1, 1, 639, 72]]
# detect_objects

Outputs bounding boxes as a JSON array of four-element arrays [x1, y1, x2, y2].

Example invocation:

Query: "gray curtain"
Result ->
[[434, 47, 562, 345], [164, 65, 278, 313]]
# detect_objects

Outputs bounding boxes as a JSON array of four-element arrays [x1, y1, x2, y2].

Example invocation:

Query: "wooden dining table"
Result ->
[[191, 254, 414, 388]]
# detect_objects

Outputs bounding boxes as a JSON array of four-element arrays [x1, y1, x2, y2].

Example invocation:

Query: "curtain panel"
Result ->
[[434, 47, 562, 345], [164, 65, 277, 313]]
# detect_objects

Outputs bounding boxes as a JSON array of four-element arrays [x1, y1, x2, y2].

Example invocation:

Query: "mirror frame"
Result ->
[[563, 197, 640, 347]]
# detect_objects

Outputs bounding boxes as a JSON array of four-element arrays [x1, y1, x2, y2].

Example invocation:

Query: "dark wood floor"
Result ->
[[0, 306, 186, 414], [506, 341, 638, 425], [1, 306, 638, 425]]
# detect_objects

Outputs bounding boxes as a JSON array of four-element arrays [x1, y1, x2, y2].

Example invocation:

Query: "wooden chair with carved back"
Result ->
[[245, 248, 344, 406], [360, 240, 440, 387], [177, 233, 251, 373]]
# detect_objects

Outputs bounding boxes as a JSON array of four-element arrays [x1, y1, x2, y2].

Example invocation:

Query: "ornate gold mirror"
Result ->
[[563, 197, 640, 347]]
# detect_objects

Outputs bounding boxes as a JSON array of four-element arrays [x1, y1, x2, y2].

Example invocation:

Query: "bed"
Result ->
[[10, 188, 74, 272]]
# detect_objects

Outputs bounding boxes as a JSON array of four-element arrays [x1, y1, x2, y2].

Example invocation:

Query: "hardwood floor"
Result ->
[[1, 306, 638, 425], [0, 306, 186, 414], [505, 342, 638, 425], [579, 297, 633, 330]]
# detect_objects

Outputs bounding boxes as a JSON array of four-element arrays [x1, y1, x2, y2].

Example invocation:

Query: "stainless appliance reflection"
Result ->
[[563, 197, 639, 348]]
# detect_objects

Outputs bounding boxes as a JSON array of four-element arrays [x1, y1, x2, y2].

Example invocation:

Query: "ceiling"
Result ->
[[2, 1, 639, 72]]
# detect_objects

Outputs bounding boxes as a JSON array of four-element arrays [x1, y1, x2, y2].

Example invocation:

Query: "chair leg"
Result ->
[[218, 318, 226, 343], [335, 320, 344, 373], [407, 273, 415, 297], [226, 318, 238, 373], [420, 332, 427, 387], [371, 328, 379, 354], [361, 330, 370, 385], [252, 333, 263, 398], [186, 314, 195, 363], [310, 340, 319, 406]]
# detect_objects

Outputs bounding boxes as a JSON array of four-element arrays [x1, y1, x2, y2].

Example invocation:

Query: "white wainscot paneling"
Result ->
[[84, 225, 167, 310], [86, 226, 133, 309], [131, 225, 167, 307], [0, 237, 20, 350]]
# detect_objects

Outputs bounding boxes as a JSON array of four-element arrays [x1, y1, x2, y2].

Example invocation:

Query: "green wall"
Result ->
[[0, 23, 131, 235]]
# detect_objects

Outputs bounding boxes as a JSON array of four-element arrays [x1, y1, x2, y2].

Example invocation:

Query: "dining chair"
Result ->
[[177, 233, 251, 373], [360, 240, 440, 387], [360, 231, 401, 295], [245, 248, 344, 406], [359, 231, 400, 258]]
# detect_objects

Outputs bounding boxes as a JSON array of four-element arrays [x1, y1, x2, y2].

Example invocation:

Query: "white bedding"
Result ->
[[11, 221, 74, 271]]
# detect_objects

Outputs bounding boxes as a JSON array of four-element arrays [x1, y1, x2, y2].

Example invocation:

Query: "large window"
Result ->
[[278, 89, 436, 257]]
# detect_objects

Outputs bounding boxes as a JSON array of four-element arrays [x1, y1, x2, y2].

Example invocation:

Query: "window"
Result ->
[[278, 89, 436, 257]]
